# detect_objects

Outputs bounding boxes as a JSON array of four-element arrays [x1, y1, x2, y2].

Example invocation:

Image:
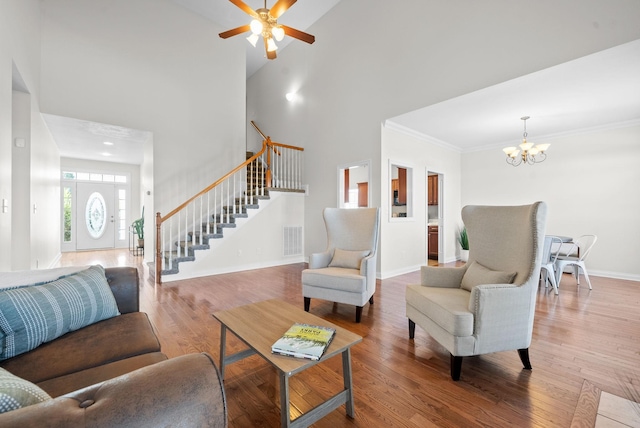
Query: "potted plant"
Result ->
[[457, 226, 469, 262], [132, 208, 144, 248]]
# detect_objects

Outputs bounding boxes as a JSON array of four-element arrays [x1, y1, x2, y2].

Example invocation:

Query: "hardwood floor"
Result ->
[[56, 249, 640, 427]]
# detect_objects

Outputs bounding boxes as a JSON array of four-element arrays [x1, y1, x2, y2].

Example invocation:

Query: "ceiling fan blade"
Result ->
[[264, 37, 277, 60], [281, 25, 315, 44], [219, 24, 251, 39], [228, 0, 259, 19], [269, 0, 297, 19]]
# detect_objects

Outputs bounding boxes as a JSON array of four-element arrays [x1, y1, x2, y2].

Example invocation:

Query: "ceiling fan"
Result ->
[[218, 0, 315, 60]]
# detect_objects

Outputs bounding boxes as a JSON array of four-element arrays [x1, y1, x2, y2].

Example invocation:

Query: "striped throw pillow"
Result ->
[[0, 368, 51, 413], [0, 265, 120, 361]]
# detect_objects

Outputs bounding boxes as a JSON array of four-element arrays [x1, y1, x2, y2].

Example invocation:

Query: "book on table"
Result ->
[[271, 323, 336, 361]]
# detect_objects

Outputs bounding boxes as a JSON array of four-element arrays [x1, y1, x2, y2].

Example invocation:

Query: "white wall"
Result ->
[[462, 124, 640, 280], [1, 0, 61, 271], [246, 0, 640, 278], [381, 125, 462, 279], [38, 0, 247, 230]]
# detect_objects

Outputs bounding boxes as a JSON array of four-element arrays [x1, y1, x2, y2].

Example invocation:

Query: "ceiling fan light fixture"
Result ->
[[266, 37, 278, 52], [246, 33, 260, 47], [271, 26, 285, 42], [219, 0, 315, 60], [250, 19, 263, 35]]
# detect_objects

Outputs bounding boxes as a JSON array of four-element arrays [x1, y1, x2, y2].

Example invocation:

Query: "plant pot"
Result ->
[[137, 238, 144, 248], [460, 249, 469, 263]]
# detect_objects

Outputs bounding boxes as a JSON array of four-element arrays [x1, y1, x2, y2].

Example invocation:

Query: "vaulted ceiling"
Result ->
[[47, 1, 640, 163]]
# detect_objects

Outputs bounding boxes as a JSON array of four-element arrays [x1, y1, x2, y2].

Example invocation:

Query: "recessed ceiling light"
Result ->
[[103, 141, 114, 146], [101, 152, 112, 157]]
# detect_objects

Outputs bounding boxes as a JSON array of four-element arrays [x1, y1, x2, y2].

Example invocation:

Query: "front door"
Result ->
[[76, 182, 115, 250]]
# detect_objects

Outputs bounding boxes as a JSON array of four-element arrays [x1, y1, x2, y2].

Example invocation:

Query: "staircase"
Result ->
[[160, 153, 270, 276], [154, 123, 305, 284]]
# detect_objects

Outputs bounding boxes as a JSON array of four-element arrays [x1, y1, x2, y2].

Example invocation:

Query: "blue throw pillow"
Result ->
[[0, 265, 120, 361]]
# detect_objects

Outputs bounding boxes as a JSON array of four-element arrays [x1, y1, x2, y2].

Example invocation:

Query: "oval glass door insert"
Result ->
[[85, 192, 107, 238]]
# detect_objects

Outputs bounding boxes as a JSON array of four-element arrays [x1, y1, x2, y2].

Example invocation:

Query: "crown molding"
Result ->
[[383, 120, 462, 153], [385, 118, 640, 154]]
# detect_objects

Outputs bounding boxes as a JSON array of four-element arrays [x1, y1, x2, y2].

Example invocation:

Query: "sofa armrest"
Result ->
[[104, 267, 139, 314], [0, 353, 227, 428]]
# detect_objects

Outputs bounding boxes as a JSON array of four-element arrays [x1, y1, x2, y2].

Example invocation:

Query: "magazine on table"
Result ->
[[271, 323, 336, 361]]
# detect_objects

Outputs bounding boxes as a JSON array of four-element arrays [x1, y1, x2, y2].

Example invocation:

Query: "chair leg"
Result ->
[[450, 354, 462, 381], [355, 306, 363, 323], [548, 269, 558, 295], [304, 297, 310, 312], [518, 348, 532, 370], [579, 263, 593, 290], [408, 319, 415, 339], [369, 296, 374, 305]]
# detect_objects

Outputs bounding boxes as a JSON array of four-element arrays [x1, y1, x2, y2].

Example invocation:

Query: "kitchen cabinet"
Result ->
[[357, 182, 368, 207], [428, 226, 438, 260], [398, 168, 407, 205], [428, 175, 438, 206]]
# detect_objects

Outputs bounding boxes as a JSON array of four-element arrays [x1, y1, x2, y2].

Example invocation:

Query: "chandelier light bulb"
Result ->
[[250, 19, 263, 35], [266, 37, 278, 52], [272, 26, 285, 41], [246, 33, 259, 47]]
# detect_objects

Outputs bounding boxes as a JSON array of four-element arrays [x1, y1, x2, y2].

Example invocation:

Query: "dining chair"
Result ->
[[541, 235, 563, 294], [554, 234, 598, 290]]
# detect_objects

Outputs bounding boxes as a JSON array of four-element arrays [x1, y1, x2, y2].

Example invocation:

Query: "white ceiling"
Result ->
[[43, 114, 150, 165], [40, 2, 640, 165], [387, 38, 640, 152]]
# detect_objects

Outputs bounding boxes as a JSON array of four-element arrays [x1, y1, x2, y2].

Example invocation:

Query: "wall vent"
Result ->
[[283, 226, 303, 256]]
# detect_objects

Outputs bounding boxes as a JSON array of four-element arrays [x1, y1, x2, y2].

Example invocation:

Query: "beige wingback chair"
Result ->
[[302, 207, 380, 323], [406, 202, 547, 380]]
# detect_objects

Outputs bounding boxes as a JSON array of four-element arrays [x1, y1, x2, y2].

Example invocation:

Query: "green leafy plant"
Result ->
[[457, 226, 469, 250], [132, 207, 144, 241]]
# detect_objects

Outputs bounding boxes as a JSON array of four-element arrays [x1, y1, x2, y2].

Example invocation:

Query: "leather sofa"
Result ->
[[0, 266, 227, 427]]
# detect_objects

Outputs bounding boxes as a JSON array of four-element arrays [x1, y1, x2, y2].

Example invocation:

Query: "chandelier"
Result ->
[[502, 116, 550, 166]]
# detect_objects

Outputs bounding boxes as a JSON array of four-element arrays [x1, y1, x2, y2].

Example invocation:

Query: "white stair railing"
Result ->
[[155, 122, 304, 283]]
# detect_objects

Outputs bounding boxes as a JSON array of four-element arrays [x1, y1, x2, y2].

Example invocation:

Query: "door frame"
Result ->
[[426, 169, 444, 264], [337, 160, 372, 208], [61, 171, 131, 252]]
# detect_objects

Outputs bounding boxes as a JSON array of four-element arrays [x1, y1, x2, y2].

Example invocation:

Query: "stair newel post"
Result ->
[[155, 212, 162, 284]]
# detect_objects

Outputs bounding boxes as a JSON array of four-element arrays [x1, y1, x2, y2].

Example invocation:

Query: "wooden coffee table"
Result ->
[[212, 299, 363, 427]]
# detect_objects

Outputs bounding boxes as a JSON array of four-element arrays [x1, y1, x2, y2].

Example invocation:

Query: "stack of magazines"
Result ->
[[271, 323, 336, 361]]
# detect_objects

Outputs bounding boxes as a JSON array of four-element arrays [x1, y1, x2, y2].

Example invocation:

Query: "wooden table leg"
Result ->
[[342, 348, 355, 418], [280, 372, 291, 427], [219, 324, 227, 380]]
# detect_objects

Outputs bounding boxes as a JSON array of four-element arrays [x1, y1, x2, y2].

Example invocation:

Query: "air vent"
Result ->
[[283, 226, 303, 256]]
